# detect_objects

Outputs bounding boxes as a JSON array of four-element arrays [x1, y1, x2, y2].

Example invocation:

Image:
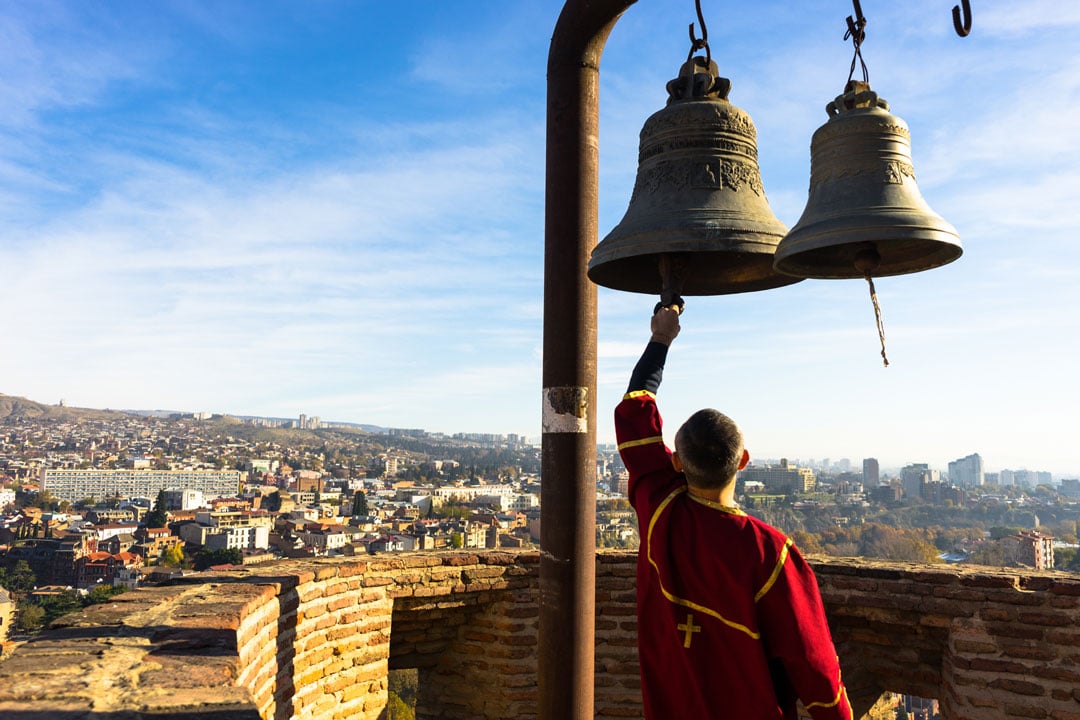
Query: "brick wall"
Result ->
[[0, 551, 1076, 720]]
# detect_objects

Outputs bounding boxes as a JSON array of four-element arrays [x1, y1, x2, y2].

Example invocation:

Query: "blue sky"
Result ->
[[0, 1, 1077, 477]]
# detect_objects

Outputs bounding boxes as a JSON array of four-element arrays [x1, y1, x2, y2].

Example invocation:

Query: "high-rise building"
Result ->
[[947, 453, 984, 488], [862, 458, 880, 488], [900, 463, 938, 501]]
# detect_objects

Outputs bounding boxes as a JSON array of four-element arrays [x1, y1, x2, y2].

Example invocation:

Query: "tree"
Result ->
[[85, 585, 127, 605], [1, 560, 37, 594], [450, 532, 464, 549], [193, 548, 244, 571], [351, 490, 369, 517], [15, 601, 45, 631], [144, 490, 168, 528], [160, 544, 184, 568], [39, 590, 82, 626]]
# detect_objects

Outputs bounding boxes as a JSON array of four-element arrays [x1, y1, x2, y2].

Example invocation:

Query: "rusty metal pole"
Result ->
[[541, 1, 635, 718]]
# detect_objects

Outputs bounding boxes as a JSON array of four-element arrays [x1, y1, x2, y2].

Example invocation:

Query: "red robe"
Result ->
[[616, 390, 852, 720]]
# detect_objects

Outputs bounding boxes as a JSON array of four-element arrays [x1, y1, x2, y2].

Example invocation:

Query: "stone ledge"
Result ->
[[0, 551, 1076, 720]]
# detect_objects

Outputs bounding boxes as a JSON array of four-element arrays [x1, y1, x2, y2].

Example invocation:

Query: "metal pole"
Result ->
[[541, 2, 635, 718]]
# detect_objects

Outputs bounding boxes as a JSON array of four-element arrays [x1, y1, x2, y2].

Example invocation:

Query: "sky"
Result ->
[[0, 1, 1077, 478]]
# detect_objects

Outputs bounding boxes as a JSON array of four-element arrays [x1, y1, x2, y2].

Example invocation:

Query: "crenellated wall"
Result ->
[[0, 551, 1076, 720]]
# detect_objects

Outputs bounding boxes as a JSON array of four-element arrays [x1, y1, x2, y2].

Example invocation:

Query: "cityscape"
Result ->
[[2, 392, 1076, 597]]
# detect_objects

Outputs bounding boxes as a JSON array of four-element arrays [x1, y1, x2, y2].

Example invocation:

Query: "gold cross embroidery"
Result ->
[[677, 613, 701, 648]]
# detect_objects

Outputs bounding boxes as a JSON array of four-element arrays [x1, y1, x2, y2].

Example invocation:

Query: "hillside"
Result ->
[[0, 394, 130, 422]]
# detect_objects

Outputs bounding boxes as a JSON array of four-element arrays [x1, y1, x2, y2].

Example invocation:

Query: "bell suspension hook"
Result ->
[[844, 0, 870, 85], [687, 0, 712, 66], [952, 0, 973, 37]]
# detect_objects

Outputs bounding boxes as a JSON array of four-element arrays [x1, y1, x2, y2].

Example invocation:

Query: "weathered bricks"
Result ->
[[0, 552, 1076, 720]]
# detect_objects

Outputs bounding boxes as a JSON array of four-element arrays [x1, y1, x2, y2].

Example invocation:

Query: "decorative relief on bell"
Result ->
[[588, 56, 799, 296], [883, 161, 915, 185]]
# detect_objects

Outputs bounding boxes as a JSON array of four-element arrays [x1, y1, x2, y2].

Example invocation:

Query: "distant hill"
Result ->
[[0, 394, 130, 422], [0, 393, 379, 442]]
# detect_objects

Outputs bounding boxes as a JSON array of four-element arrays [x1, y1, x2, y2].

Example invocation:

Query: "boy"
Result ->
[[615, 306, 851, 720]]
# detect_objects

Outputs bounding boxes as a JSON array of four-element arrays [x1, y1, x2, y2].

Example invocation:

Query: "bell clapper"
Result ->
[[854, 243, 889, 367]]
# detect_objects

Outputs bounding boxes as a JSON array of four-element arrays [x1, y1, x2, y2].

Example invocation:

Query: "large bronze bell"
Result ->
[[774, 82, 962, 279], [588, 57, 801, 296]]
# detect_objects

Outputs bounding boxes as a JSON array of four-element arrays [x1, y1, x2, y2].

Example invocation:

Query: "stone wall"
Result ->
[[0, 551, 1076, 720]]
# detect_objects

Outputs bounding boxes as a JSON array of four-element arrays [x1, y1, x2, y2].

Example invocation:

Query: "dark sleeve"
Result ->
[[626, 341, 670, 395]]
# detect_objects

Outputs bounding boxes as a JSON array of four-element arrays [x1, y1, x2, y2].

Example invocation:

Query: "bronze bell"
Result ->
[[588, 57, 801, 296], [774, 82, 962, 279]]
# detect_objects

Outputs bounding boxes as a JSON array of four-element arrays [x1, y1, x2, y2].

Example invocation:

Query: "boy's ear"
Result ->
[[738, 449, 750, 471], [671, 452, 683, 472]]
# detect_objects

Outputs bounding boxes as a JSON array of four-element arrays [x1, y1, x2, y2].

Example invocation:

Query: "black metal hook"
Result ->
[[687, 0, 711, 64], [952, 0, 972, 37], [845, 0, 867, 46]]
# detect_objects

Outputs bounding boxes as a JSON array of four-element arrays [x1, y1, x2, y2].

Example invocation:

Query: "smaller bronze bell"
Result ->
[[589, 56, 800, 296], [774, 82, 962, 279]]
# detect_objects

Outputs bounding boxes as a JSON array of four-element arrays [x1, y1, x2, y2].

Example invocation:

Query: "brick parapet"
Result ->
[[0, 552, 1076, 720]]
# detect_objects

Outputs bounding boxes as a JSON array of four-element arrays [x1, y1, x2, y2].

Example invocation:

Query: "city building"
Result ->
[[862, 458, 880, 489], [739, 460, 816, 494], [163, 488, 205, 511], [1001, 530, 1055, 570], [0, 587, 12, 641], [900, 463, 938, 501], [40, 469, 241, 504], [948, 453, 984, 488]]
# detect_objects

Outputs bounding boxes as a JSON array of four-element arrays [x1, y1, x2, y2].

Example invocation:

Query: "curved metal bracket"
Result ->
[[952, 0, 972, 37]]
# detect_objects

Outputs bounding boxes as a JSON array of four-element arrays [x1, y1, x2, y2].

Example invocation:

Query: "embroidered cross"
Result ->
[[677, 613, 701, 648]]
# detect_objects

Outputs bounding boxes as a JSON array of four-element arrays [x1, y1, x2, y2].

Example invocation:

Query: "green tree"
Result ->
[[39, 590, 82, 626], [193, 548, 244, 570], [1055, 547, 1078, 571], [144, 490, 168, 528], [1, 560, 37, 594], [351, 490, 369, 517], [15, 601, 45, 631], [450, 532, 464, 549], [85, 585, 127, 605]]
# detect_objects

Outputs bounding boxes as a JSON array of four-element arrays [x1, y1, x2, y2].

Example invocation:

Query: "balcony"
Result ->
[[0, 551, 1076, 719]]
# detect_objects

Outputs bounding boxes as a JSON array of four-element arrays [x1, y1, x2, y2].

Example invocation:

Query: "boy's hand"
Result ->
[[650, 306, 681, 345]]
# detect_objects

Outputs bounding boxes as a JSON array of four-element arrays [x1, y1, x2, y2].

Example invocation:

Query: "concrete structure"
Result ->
[[40, 468, 241, 504], [862, 458, 880, 488], [0, 552, 1076, 720], [164, 488, 205, 511], [1002, 530, 1056, 570], [948, 454, 984, 488], [740, 459, 816, 494], [0, 587, 11, 642], [900, 463, 939, 500]]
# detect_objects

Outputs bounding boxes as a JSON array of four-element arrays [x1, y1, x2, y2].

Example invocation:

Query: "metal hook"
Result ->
[[845, 0, 867, 45], [952, 0, 972, 37], [687, 0, 711, 64]]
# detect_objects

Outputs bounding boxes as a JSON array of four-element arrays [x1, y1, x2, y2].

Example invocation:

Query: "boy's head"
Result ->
[[673, 409, 749, 489]]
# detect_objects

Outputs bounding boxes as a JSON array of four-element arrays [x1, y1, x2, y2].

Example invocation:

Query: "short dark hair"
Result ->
[[674, 409, 743, 489]]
